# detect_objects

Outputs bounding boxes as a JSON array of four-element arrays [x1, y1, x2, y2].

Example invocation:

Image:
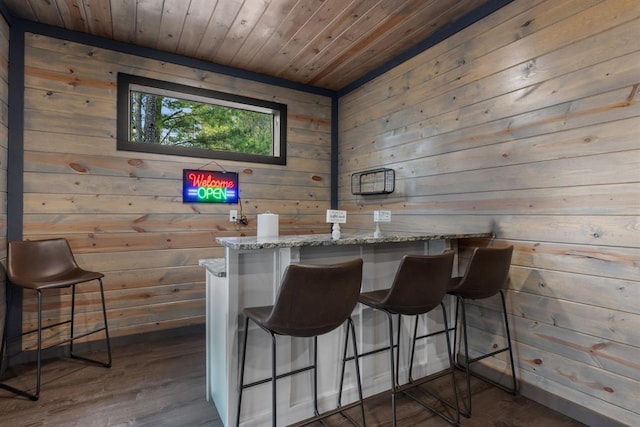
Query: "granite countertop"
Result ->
[[215, 231, 493, 251], [198, 258, 226, 277]]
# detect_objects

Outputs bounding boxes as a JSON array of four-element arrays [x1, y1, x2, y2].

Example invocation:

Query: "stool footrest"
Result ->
[[288, 399, 364, 427], [464, 346, 510, 365], [348, 342, 398, 361], [400, 385, 459, 426], [13, 319, 72, 341], [0, 382, 39, 401], [455, 362, 518, 396], [37, 326, 108, 352], [69, 353, 111, 368], [240, 363, 315, 390]]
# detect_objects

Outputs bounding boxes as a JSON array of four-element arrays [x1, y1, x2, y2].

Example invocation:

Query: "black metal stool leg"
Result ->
[[452, 297, 461, 366], [337, 320, 350, 406], [312, 336, 319, 417], [271, 332, 277, 427], [0, 290, 40, 401], [441, 302, 460, 426], [236, 316, 250, 427], [500, 290, 518, 395], [336, 318, 366, 426], [408, 315, 419, 381], [459, 297, 472, 417], [68, 279, 112, 368], [402, 304, 461, 426], [34, 291, 42, 400], [70, 284, 76, 357], [384, 311, 398, 427], [98, 279, 112, 367], [347, 318, 366, 427]]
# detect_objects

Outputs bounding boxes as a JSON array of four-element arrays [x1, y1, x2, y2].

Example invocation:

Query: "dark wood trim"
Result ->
[[5, 19, 25, 360], [331, 95, 339, 210], [0, 1, 14, 26]]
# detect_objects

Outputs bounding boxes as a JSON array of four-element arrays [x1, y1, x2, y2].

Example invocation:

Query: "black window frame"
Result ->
[[117, 73, 287, 165]]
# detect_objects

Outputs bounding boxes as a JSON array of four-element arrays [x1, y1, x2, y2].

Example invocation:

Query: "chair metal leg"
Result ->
[[70, 284, 76, 356], [408, 315, 419, 381], [441, 302, 460, 426], [1, 279, 111, 401], [451, 297, 461, 366], [456, 292, 518, 418], [69, 279, 112, 368], [500, 290, 518, 395], [271, 332, 277, 427], [459, 296, 472, 417], [0, 291, 40, 401], [35, 291, 42, 400], [242, 317, 365, 427], [236, 316, 250, 427], [403, 304, 460, 426], [337, 320, 350, 406], [99, 279, 113, 367], [395, 314, 402, 387], [336, 319, 366, 426], [312, 336, 319, 417], [347, 317, 366, 427], [384, 311, 398, 427]]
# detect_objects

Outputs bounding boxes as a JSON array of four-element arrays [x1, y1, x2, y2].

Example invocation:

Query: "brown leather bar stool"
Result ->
[[236, 258, 365, 427], [447, 245, 516, 417], [0, 238, 112, 401], [343, 252, 459, 426]]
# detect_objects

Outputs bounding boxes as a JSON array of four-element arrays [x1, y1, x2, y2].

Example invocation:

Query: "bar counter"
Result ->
[[201, 231, 491, 426]]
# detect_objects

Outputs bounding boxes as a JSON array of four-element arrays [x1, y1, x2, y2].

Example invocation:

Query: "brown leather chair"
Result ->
[[0, 238, 112, 401], [447, 245, 516, 417], [343, 252, 459, 427], [236, 258, 365, 427]]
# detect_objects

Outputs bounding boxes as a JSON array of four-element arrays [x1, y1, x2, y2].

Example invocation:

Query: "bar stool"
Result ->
[[343, 252, 459, 426], [0, 238, 112, 401], [447, 245, 516, 417], [236, 258, 365, 427]]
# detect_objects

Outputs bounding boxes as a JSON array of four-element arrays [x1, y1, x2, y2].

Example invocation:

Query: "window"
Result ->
[[117, 73, 287, 165]]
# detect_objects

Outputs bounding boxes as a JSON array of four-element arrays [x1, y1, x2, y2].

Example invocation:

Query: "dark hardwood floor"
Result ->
[[0, 332, 586, 426]]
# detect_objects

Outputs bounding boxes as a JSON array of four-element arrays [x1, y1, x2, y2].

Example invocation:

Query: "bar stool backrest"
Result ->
[[381, 251, 455, 315], [453, 246, 514, 300], [8, 238, 82, 289], [263, 258, 363, 337]]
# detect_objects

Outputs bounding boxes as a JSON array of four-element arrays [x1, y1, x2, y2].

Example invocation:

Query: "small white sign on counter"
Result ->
[[374, 210, 391, 222], [326, 209, 347, 224]]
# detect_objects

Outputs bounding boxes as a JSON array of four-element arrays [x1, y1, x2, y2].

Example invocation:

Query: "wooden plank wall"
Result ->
[[338, 0, 639, 424], [0, 15, 7, 346], [19, 33, 332, 347]]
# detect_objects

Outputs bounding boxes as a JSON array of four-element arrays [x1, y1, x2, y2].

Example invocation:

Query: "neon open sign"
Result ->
[[182, 169, 239, 204]]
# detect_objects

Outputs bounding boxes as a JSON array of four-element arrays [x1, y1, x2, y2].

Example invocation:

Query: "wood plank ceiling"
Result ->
[[2, 0, 499, 91]]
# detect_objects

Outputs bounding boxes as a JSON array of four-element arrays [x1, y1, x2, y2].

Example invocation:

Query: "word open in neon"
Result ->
[[182, 169, 239, 204]]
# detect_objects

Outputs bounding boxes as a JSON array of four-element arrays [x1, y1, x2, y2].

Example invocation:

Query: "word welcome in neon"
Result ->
[[182, 169, 239, 204]]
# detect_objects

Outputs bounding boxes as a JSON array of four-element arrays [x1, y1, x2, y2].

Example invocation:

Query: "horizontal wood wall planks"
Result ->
[[338, 0, 640, 425], [19, 32, 333, 343]]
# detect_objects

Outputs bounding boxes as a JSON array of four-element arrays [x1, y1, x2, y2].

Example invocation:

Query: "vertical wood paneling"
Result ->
[[20, 32, 332, 345], [338, 0, 640, 424]]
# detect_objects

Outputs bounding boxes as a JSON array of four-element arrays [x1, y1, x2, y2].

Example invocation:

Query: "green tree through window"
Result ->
[[118, 73, 287, 165], [131, 92, 273, 156]]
